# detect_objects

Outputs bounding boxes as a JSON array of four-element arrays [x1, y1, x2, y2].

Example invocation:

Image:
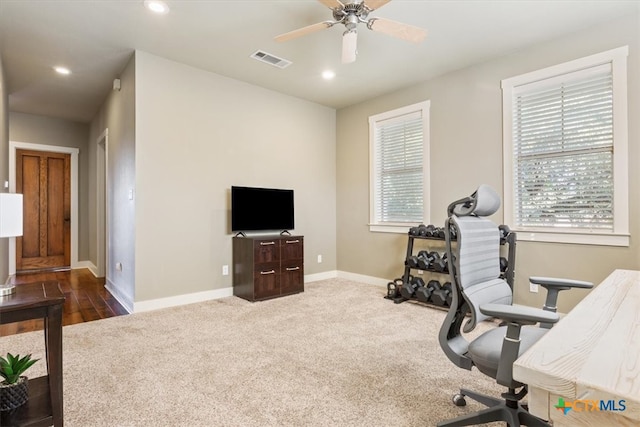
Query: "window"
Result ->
[[502, 47, 628, 246], [369, 101, 430, 233]]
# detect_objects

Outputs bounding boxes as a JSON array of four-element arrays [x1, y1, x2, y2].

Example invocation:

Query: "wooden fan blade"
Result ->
[[317, 0, 344, 9], [364, 0, 391, 11], [275, 21, 334, 42], [367, 17, 427, 43]]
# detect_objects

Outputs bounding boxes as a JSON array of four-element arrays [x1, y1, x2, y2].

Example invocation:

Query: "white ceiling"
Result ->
[[1, 0, 638, 123]]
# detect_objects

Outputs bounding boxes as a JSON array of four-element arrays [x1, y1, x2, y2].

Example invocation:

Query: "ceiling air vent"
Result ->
[[250, 50, 292, 69]]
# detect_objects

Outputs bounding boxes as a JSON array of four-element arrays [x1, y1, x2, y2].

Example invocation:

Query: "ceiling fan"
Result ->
[[274, 0, 427, 64]]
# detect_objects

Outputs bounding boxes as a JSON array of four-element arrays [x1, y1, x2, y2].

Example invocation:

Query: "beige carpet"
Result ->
[[0, 278, 506, 426]]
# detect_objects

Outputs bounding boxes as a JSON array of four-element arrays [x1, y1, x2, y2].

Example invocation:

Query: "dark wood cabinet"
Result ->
[[233, 235, 304, 301]]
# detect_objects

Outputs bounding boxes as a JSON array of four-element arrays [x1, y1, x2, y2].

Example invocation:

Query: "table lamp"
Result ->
[[0, 193, 23, 296]]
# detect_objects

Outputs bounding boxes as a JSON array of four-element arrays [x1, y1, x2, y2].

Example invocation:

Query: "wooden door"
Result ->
[[16, 149, 71, 271]]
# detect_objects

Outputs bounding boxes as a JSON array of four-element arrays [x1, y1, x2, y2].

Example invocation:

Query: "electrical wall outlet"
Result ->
[[222, 265, 229, 276], [529, 282, 539, 293], [317, 254, 322, 263]]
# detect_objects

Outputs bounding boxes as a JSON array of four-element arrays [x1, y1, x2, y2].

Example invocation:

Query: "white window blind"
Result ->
[[369, 101, 430, 232], [511, 64, 614, 230], [374, 112, 424, 222]]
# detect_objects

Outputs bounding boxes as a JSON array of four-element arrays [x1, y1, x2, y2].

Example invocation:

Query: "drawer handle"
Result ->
[[285, 240, 300, 244], [260, 241, 276, 246], [260, 270, 276, 275], [286, 266, 300, 271]]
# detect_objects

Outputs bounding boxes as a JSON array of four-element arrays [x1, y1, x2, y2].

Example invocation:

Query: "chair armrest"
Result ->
[[480, 303, 560, 325], [530, 276, 593, 290]]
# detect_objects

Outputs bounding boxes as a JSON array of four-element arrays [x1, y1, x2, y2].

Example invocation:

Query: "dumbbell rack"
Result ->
[[386, 226, 516, 308]]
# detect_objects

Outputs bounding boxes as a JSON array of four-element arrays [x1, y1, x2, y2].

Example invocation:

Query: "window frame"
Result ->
[[502, 46, 629, 246], [368, 100, 431, 234]]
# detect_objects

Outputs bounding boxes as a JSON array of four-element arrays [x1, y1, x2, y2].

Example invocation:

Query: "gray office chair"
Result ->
[[438, 185, 592, 427]]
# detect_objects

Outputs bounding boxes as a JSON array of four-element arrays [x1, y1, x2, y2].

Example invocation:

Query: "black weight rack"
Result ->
[[386, 224, 516, 308]]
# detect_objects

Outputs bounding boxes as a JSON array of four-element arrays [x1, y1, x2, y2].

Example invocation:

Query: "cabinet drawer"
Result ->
[[281, 260, 304, 295], [254, 262, 280, 300], [281, 237, 303, 260], [254, 239, 280, 263]]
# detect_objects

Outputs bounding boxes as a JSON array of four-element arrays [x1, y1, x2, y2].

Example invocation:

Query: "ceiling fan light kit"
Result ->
[[342, 30, 358, 63], [275, 0, 427, 64]]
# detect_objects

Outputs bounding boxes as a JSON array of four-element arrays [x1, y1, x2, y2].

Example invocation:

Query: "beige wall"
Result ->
[[133, 51, 337, 303], [0, 55, 8, 280], [336, 13, 639, 313], [8, 112, 91, 261], [89, 54, 136, 310]]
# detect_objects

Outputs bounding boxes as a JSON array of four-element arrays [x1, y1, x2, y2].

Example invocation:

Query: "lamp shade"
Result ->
[[0, 193, 23, 238]]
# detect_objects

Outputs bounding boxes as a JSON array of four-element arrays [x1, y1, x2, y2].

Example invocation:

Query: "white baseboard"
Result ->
[[106, 270, 387, 315], [304, 270, 338, 282], [336, 271, 389, 287], [105, 278, 134, 314], [74, 261, 98, 277], [130, 270, 340, 313], [133, 287, 234, 313]]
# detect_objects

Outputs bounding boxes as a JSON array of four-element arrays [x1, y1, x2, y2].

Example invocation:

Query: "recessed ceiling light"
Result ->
[[322, 70, 336, 80], [53, 66, 71, 75], [144, 0, 169, 14]]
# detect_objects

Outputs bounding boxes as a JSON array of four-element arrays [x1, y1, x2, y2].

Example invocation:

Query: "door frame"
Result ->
[[96, 129, 109, 279], [9, 141, 80, 275]]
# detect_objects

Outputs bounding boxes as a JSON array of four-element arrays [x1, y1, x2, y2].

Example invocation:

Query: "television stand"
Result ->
[[233, 235, 304, 301]]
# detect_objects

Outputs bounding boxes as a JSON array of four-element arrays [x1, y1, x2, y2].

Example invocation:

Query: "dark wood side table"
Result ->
[[0, 281, 65, 427]]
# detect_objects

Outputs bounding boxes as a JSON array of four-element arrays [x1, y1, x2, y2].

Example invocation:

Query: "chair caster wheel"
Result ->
[[453, 393, 466, 407]]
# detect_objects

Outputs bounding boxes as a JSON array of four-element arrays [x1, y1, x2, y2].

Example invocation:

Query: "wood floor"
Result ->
[[0, 269, 128, 336]]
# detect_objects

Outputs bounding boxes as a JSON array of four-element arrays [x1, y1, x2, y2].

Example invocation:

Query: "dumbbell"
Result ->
[[412, 276, 425, 290], [424, 224, 437, 237], [433, 252, 449, 273], [409, 224, 425, 236], [499, 224, 511, 240], [433, 227, 445, 239], [499, 257, 508, 272], [449, 226, 457, 240], [443, 282, 453, 306], [415, 279, 441, 303], [431, 282, 453, 307], [423, 251, 440, 270], [386, 278, 404, 299], [406, 255, 419, 269], [400, 276, 424, 299], [415, 251, 441, 271], [416, 251, 432, 270]]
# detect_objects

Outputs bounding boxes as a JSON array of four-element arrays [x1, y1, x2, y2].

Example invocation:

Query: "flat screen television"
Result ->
[[231, 186, 294, 232]]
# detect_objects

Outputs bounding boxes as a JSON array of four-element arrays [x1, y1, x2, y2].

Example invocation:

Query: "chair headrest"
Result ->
[[449, 184, 501, 217]]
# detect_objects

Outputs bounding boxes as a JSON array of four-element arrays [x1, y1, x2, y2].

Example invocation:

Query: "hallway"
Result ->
[[1, 269, 128, 336]]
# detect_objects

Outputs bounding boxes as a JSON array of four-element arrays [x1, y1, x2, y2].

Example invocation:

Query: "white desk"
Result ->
[[514, 269, 640, 426]]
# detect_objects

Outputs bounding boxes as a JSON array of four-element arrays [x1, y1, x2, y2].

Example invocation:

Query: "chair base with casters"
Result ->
[[439, 387, 549, 427], [436, 185, 593, 427]]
